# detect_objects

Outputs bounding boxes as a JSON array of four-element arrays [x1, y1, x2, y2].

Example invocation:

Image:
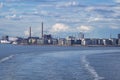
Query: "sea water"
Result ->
[[0, 44, 120, 80]]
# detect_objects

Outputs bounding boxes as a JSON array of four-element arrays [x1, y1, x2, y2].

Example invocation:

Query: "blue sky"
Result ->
[[0, 0, 120, 38]]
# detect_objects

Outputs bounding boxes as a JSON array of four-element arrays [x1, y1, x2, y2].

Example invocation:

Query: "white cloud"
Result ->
[[6, 14, 16, 19], [5, 14, 22, 20], [76, 25, 93, 32], [50, 23, 69, 33], [93, 18, 101, 21], [57, 1, 79, 8], [88, 17, 103, 22], [0, 2, 3, 8], [50, 23, 94, 34]]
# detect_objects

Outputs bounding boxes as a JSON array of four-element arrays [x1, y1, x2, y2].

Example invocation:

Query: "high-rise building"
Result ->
[[118, 34, 120, 39]]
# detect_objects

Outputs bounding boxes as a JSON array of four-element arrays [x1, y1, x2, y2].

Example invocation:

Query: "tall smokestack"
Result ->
[[29, 27, 31, 38], [41, 22, 43, 38]]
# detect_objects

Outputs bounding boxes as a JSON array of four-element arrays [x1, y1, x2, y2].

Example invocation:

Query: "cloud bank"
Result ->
[[50, 23, 69, 33], [0, 0, 119, 38]]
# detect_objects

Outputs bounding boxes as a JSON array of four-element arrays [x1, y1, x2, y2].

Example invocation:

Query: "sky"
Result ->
[[0, 0, 120, 38]]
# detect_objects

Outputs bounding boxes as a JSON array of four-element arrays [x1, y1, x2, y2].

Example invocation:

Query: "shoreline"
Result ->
[[1, 43, 120, 47]]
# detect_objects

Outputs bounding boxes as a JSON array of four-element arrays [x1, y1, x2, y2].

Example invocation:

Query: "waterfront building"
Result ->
[[74, 39, 81, 45], [47, 39, 52, 44], [37, 38, 51, 45], [118, 39, 120, 45], [58, 38, 66, 46], [28, 37, 39, 44], [97, 39, 104, 45], [81, 38, 91, 46], [65, 36, 75, 46], [109, 38, 118, 45], [65, 39, 74, 46], [52, 38, 58, 45], [43, 34, 52, 39], [118, 34, 120, 39], [91, 39, 99, 45], [38, 34, 53, 45], [37, 38, 44, 45], [102, 39, 111, 45], [20, 38, 28, 45]]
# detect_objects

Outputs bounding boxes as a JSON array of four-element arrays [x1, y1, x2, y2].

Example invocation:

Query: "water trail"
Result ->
[[81, 55, 104, 80], [0, 55, 14, 63]]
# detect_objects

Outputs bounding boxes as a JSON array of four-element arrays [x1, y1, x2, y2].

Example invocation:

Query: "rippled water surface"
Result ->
[[0, 44, 120, 80]]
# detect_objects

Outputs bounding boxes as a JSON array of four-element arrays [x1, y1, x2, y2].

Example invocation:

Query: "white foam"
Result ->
[[82, 56, 104, 80], [0, 55, 14, 63]]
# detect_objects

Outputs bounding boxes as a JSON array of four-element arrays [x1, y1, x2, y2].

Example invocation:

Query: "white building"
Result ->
[[109, 38, 118, 45], [81, 38, 91, 46], [0, 40, 11, 44]]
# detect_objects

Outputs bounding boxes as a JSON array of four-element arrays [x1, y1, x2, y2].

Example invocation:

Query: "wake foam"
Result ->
[[82, 56, 104, 80], [0, 55, 14, 63]]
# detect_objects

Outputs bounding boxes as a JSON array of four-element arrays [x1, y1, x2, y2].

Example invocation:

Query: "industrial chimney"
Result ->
[[41, 22, 43, 38], [29, 27, 31, 38]]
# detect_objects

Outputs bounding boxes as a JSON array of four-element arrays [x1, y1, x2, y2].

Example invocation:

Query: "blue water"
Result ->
[[0, 44, 120, 80]]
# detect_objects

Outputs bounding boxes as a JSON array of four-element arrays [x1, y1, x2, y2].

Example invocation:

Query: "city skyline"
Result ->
[[0, 0, 120, 38]]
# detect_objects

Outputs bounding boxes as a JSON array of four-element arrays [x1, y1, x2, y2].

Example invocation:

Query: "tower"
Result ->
[[29, 27, 31, 38], [41, 22, 43, 38]]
